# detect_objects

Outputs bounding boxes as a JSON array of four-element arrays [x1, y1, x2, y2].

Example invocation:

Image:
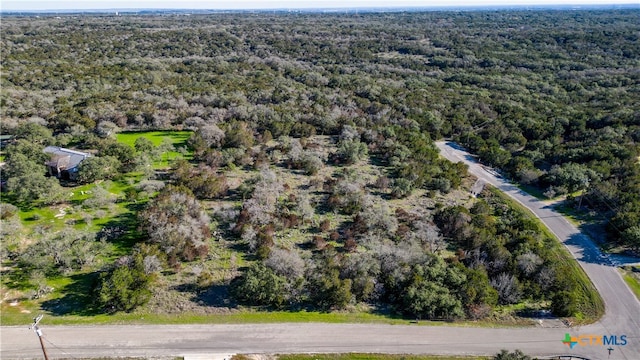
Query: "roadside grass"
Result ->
[[515, 184, 548, 201], [620, 266, 640, 301], [0, 304, 532, 327], [116, 130, 193, 168], [552, 202, 616, 255], [274, 355, 489, 360], [0, 308, 406, 326], [486, 187, 605, 324]]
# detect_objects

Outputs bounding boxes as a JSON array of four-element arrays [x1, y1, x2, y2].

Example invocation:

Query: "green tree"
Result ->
[[230, 263, 286, 308], [3, 152, 44, 180], [7, 174, 64, 206], [77, 156, 121, 183], [102, 142, 136, 172], [391, 178, 414, 198], [621, 226, 640, 251], [461, 266, 499, 318], [336, 139, 368, 165], [4, 139, 48, 164], [139, 185, 210, 262], [545, 163, 600, 193], [403, 279, 464, 319], [306, 251, 352, 310], [134, 137, 155, 154], [401, 257, 466, 319], [13, 122, 54, 145], [550, 290, 578, 317], [95, 253, 155, 313], [223, 121, 254, 149], [493, 349, 531, 360]]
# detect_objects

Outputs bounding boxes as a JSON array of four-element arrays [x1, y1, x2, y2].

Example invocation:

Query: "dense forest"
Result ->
[[1, 10, 637, 321]]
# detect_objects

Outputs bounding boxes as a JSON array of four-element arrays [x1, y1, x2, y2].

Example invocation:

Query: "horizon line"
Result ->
[[3, 3, 639, 12]]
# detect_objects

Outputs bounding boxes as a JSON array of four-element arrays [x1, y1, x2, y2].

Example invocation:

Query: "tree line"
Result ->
[[0, 10, 632, 317]]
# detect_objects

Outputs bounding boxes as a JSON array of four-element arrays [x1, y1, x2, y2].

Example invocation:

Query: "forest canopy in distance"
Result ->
[[0, 9, 637, 320]]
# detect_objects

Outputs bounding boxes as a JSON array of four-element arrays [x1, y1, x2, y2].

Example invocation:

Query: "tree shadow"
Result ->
[[40, 272, 101, 316], [368, 304, 446, 323], [97, 202, 145, 255], [563, 232, 611, 265], [173, 283, 237, 308], [1, 266, 33, 290]]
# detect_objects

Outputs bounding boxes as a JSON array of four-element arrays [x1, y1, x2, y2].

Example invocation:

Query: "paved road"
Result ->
[[1, 142, 638, 360], [0, 322, 636, 359], [436, 141, 640, 357]]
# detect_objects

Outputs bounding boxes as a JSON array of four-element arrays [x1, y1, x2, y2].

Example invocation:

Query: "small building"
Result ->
[[43, 146, 91, 181], [0, 135, 14, 149]]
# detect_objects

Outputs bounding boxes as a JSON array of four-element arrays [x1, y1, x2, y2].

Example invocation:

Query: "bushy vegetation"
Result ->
[[94, 249, 158, 313], [1, 9, 629, 320]]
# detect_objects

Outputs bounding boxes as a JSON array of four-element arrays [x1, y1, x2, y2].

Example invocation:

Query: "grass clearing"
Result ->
[[1, 175, 145, 321], [620, 266, 640, 301], [116, 130, 193, 168]]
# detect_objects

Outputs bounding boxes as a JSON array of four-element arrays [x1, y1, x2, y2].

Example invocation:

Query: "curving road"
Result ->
[[1, 142, 638, 360], [435, 141, 640, 358]]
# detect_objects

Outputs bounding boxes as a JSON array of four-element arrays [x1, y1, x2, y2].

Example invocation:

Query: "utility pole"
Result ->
[[29, 314, 49, 360]]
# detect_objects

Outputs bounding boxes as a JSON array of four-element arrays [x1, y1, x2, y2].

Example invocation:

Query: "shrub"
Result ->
[[335, 139, 368, 165], [82, 185, 117, 209], [94, 253, 155, 313], [134, 137, 155, 154], [265, 248, 306, 281], [390, 178, 413, 198], [198, 124, 225, 148], [494, 349, 531, 360], [138, 185, 210, 262], [306, 251, 352, 310], [19, 229, 104, 273], [328, 180, 368, 215], [491, 273, 522, 305], [223, 121, 254, 149], [622, 226, 640, 251], [341, 252, 380, 302], [230, 263, 286, 308], [319, 219, 331, 232], [551, 290, 578, 317], [399, 257, 466, 319]]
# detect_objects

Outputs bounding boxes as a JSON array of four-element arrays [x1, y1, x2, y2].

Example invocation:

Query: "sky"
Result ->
[[2, 0, 639, 11]]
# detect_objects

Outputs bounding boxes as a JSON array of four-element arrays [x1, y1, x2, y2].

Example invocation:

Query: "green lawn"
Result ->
[[274, 355, 490, 360], [116, 130, 193, 168], [0, 302, 536, 327], [16, 179, 136, 233], [620, 267, 640, 301]]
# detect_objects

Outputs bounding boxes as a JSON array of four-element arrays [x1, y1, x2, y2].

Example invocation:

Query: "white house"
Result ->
[[43, 146, 91, 181]]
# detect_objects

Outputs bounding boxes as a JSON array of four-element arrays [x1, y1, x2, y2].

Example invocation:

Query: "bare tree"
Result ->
[[491, 273, 522, 305], [265, 247, 306, 281], [243, 167, 284, 225]]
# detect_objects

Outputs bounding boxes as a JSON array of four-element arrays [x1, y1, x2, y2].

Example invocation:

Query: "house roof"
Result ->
[[43, 146, 90, 170]]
